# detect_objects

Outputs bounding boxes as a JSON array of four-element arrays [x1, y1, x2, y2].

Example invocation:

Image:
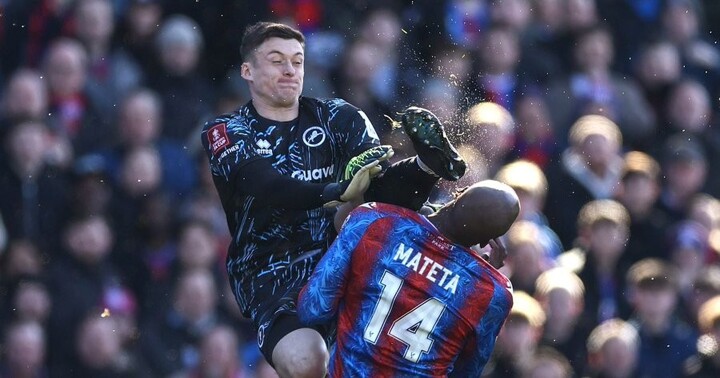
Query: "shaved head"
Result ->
[[432, 180, 520, 247]]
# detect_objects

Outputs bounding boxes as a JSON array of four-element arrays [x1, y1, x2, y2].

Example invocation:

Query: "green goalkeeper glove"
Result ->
[[343, 145, 394, 180], [323, 160, 383, 208]]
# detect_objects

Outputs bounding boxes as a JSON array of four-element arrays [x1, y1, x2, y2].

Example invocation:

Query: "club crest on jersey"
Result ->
[[255, 138, 272, 156], [302, 126, 326, 147], [208, 123, 230, 155]]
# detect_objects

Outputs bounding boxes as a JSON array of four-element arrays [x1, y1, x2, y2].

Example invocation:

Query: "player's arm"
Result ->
[[236, 158, 373, 209], [201, 119, 383, 209]]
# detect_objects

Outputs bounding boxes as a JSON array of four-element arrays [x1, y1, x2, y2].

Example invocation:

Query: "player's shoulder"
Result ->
[[354, 202, 422, 222], [302, 96, 358, 112], [202, 106, 249, 132]]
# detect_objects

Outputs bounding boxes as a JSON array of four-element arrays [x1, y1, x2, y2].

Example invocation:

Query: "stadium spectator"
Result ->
[[625, 258, 697, 378], [662, 80, 720, 196], [545, 115, 624, 248], [117, 0, 164, 76], [510, 93, 559, 168], [43, 37, 114, 155], [73, 0, 143, 118], [0, 320, 48, 378], [661, 0, 720, 98], [681, 266, 720, 330], [140, 268, 225, 376], [97, 88, 198, 199], [503, 221, 553, 294], [584, 318, 640, 378], [614, 151, 669, 264], [333, 39, 394, 148], [495, 159, 563, 259], [546, 24, 656, 148], [634, 39, 682, 124], [74, 313, 152, 377], [657, 135, 708, 224], [483, 291, 546, 378], [467, 25, 524, 112], [683, 295, 720, 377], [0, 0, 75, 76], [175, 324, 249, 378], [557, 199, 632, 324], [6, 276, 51, 325], [46, 214, 128, 375], [667, 220, 712, 296], [0, 68, 49, 134], [534, 267, 592, 374], [0, 120, 70, 252], [150, 15, 214, 144], [521, 347, 573, 378]]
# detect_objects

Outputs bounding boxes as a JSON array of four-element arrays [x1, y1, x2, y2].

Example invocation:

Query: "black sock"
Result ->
[[365, 157, 439, 211]]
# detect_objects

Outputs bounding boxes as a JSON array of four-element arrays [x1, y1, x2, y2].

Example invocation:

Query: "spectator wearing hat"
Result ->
[[683, 295, 720, 377], [545, 114, 625, 249], [557, 199, 632, 325], [483, 291, 546, 378], [615, 151, 670, 264], [585, 318, 640, 378], [626, 258, 697, 378], [657, 134, 708, 225]]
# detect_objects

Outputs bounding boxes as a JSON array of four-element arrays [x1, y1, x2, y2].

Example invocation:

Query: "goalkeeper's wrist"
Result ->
[[321, 181, 350, 203]]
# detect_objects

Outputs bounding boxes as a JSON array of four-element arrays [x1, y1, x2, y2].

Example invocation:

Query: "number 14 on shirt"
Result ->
[[363, 270, 447, 363]]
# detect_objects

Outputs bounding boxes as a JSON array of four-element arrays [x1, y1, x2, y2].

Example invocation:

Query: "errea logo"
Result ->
[[303, 126, 326, 147], [255, 139, 272, 156]]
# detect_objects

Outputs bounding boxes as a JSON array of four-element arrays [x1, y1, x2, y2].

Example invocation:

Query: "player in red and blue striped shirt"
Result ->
[[298, 180, 519, 377]]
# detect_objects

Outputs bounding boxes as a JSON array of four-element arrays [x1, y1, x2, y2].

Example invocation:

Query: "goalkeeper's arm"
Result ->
[[235, 147, 391, 210]]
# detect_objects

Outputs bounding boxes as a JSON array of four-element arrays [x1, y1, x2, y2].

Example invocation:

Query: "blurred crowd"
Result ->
[[2, 0, 720, 377]]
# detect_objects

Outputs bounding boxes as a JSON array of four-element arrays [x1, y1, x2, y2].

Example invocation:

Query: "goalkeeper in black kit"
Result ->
[[200, 21, 466, 378]]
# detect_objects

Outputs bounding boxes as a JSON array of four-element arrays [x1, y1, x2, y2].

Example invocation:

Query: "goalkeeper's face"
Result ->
[[242, 37, 305, 108]]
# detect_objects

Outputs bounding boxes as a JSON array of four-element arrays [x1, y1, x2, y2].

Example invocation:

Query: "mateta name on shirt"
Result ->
[[392, 243, 460, 294]]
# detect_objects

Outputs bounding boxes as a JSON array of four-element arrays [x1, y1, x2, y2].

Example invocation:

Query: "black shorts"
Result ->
[[256, 312, 333, 366], [227, 249, 334, 365]]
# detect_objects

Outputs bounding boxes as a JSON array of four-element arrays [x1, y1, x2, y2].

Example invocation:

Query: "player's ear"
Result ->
[[241, 62, 252, 80]]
